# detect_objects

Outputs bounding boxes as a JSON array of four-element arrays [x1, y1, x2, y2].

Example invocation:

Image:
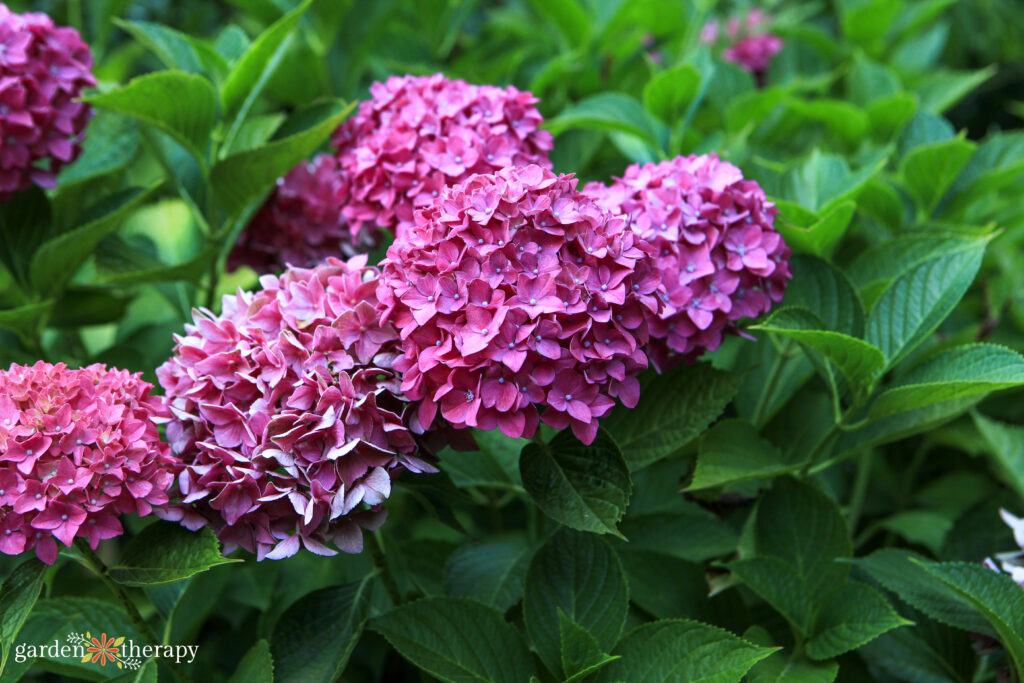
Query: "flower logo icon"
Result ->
[[82, 633, 124, 666]]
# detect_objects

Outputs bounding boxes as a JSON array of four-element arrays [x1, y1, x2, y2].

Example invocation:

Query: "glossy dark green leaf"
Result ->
[[109, 524, 239, 586]]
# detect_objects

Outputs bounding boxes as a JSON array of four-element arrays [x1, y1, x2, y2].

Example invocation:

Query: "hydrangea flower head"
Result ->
[[157, 256, 436, 560], [702, 9, 783, 77], [585, 153, 790, 369], [378, 164, 649, 444], [332, 73, 554, 239], [229, 154, 381, 273], [0, 4, 96, 197], [0, 362, 177, 564]]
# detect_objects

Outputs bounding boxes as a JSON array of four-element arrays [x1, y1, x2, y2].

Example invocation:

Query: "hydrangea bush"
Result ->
[[2, 1, 1024, 682]]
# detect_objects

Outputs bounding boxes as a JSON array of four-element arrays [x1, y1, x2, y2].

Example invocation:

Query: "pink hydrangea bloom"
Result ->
[[156, 256, 437, 560], [702, 9, 783, 77], [332, 73, 554, 239], [0, 362, 177, 564], [378, 164, 649, 445], [584, 154, 790, 369], [229, 154, 381, 273], [0, 4, 96, 197]]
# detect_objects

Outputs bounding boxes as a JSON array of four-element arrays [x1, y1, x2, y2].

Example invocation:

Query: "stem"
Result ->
[[369, 532, 402, 606], [73, 541, 193, 683], [846, 451, 874, 533], [204, 254, 220, 310], [751, 340, 793, 428]]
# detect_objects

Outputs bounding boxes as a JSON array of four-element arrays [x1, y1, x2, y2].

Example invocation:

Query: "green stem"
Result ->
[[73, 541, 193, 683], [369, 532, 402, 606], [846, 451, 874, 533], [751, 340, 793, 428], [204, 253, 220, 310]]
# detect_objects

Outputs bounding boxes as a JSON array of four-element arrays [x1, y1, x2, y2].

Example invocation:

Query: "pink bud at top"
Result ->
[[0, 362, 177, 564]]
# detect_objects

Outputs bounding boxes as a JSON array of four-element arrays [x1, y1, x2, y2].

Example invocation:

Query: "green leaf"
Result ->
[[29, 184, 161, 296], [918, 562, 1024, 675], [86, 71, 218, 165], [618, 501, 739, 563], [523, 529, 628, 677], [687, 419, 800, 491], [806, 581, 912, 660], [779, 151, 885, 213], [221, 0, 313, 122], [786, 98, 869, 147], [643, 64, 701, 124], [973, 412, 1024, 500], [603, 364, 741, 470], [870, 344, 1024, 419], [864, 237, 988, 369], [858, 616, 976, 683], [440, 429, 524, 490], [729, 556, 818, 633], [546, 93, 660, 149], [592, 620, 777, 683], [879, 510, 954, 555], [753, 307, 886, 393], [91, 244, 218, 286], [271, 575, 373, 683], [786, 255, 866, 337], [228, 640, 273, 683], [775, 200, 856, 258], [211, 99, 353, 218], [753, 478, 851, 609], [57, 110, 140, 186], [108, 524, 239, 586], [833, 395, 982, 459], [443, 533, 532, 612], [559, 613, 619, 682], [0, 186, 51, 287], [866, 92, 918, 141], [852, 549, 990, 635], [748, 651, 838, 682], [913, 67, 997, 114], [0, 558, 48, 667], [900, 137, 975, 215], [0, 301, 54, 340], [370, 597, 535, 683], [525, 0, 590, 48], [841, 0, 903, 50], [520, 429, 631, 536], [114, 19, 205, 73]]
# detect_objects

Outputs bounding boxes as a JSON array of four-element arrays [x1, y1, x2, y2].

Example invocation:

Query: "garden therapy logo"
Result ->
[[13, 632, 198, 669]]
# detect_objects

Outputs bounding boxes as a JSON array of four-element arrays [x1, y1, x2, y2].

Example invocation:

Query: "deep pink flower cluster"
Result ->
[[156, 256, 436, 560], [0, 3, 95, 197], [378, 164, 648, 444], [229, 154, 381, 273], [701, 9, 783, 76], [0, 362, 177, 564], [332, 73, 554, 239], [584, 154, 790, 369]]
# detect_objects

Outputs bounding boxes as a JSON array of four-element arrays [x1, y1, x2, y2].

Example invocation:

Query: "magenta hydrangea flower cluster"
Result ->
[[0, 362, 178, 564], [228, 154, 372, 273], [701, 9, 783, 77], [378, 164, 648, 445], [0, 3, 95, 197], [332, 73, 554, 239], [584, 154, 790, 369], [156, 256, 437, 560]]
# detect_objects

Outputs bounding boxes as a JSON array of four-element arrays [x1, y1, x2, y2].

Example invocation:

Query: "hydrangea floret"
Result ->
[[229, 154, 381, 273], [378, 164, 649, 445], [985, 508, 1024, 588], [585, 153, 791, 368], [332, 73, 554, 238], [157, 256, 436, 560], [0, 3, 95, 197], [701, 9, 783, 77], [0, 362, 177, 564]]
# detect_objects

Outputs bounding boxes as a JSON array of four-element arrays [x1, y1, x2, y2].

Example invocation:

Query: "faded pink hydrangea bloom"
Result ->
[[332, 73, 554, 239], [702, 9, 783, 77], [584, 154, 790, 369], [229, 154, 382, 273], [378, 164, 649, 445], [157, 256, 437, 560], [0, 4, 96, 197], [0, 362, 177, 564]]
